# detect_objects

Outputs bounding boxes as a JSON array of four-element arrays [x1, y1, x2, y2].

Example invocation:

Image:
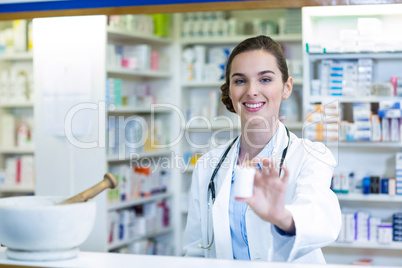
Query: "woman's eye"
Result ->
[[234, 79, 246, 84], [261, 77, 271, 83]]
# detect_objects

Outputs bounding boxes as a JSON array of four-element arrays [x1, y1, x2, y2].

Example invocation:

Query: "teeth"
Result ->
[[245, 103, 263, 109]]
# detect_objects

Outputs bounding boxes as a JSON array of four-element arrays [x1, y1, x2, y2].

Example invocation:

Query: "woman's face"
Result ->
[[229, 50, 292, 128]]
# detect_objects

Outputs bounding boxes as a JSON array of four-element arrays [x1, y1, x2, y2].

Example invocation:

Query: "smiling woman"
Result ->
[[224, 37, 292, 140], [183, 35, 341, 263]]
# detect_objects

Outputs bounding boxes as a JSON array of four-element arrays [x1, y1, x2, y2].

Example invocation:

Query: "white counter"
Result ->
[[0, 247, 396, 268]]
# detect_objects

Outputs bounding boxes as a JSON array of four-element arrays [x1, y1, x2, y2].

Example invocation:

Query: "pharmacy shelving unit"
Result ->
[[175, 9, 304, 255], [106, 23, 182, 254], [333, 192, 402, 252], [106, 190, 175, 251], [303, 5, 402, 266], [33, 15, 181, 256], [0, 47, 35, 198]]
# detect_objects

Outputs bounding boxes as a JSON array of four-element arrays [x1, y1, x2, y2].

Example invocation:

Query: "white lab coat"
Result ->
[[183, 121, 341, 263]]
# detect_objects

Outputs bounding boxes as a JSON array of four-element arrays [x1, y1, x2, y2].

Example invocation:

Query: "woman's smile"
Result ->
[[243, 101, 266, 112]]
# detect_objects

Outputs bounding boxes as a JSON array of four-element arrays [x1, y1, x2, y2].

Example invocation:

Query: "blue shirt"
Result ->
[[229, 131, 278, 260]]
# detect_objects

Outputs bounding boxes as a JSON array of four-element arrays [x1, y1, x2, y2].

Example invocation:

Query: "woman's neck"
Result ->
[[237, 121, 279, 165]]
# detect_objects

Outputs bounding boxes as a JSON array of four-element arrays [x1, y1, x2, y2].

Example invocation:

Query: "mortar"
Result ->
[[0, 195, 96, 261]]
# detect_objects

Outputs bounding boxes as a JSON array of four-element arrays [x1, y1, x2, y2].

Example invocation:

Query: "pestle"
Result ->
[[57, 173, 117, 205]]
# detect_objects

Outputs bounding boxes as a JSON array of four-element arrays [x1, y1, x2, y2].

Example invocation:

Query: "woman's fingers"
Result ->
[[260, 157, 280, 177], [253, 168, 264, 187], [252, 157, 288, 188], [280, 165, 289, 184]]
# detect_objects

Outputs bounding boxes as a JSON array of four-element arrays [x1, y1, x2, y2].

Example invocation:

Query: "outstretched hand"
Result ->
[[236, 157, 295, 233]]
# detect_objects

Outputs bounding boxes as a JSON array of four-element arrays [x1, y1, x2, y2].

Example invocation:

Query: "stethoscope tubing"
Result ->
[[198, 127, 290, 250]]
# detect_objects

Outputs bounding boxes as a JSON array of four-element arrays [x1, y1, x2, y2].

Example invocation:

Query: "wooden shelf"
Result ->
[[108, 192, 173, 211], [107, 27, 172, 45], [107, 226, 174, 251]]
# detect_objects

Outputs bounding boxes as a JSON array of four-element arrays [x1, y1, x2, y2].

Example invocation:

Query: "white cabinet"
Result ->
[[303, 5, 402, 266], [33, 15, 180, 256], [0, 20, 35, 198]]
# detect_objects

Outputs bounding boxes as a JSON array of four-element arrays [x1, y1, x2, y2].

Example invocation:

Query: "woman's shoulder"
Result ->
[[289, 132, 336, 167]]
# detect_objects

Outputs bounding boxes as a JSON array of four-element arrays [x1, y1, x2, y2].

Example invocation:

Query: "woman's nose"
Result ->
[[246, 81, 259, 97]]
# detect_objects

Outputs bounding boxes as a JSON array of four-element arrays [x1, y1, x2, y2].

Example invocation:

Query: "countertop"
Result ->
[[0, 247, 396, 268]]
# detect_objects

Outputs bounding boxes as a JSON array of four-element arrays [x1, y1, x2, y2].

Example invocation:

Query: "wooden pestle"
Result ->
[[57, 173, 117, 205]]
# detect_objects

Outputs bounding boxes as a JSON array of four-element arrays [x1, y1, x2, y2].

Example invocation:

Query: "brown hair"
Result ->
[[220, 35, 289, 113]]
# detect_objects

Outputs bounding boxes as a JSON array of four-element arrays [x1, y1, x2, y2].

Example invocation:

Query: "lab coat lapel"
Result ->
[[272, 122, 289, 163], [211, 137, 239, 259]]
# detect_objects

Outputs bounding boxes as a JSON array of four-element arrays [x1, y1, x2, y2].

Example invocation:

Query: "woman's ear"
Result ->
[[282, 76, 293, 100]]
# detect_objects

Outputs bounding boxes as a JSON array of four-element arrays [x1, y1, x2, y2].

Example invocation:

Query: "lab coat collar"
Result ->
[[272, 121, 290, 163], [211, 136, 239, 259]]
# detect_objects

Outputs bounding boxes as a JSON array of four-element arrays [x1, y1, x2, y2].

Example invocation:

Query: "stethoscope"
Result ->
[[197, 127, 290, 250]]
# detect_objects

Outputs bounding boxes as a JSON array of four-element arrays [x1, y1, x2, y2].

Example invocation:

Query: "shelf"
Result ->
[[186, 120, 240, 131], [325, 141, 402, 148], [0, 184, 34, 193], [308, 95, 402, 103], [183, 165, 195, 173], [179, 34, 302, 45], [107, 226, 174, 251], [0, 147, 34, 154], [337, 193, 402, 203], [308, 52, 402, 60], [182, 80, 224, 88], [292, 78, 303, 86], [107, 67, 171, 79], [186, 121, 303, 132], [0, 102, 34, 108], [107, 150, 172, 163], [108, 192, 173, 211], [108, 106, 172, 115], [326, 241, 402, 250], [107, 27, 172, 45], [182, 78, 303, 88], [0, 51, 33, 61], [283, 121, 303, 130]]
